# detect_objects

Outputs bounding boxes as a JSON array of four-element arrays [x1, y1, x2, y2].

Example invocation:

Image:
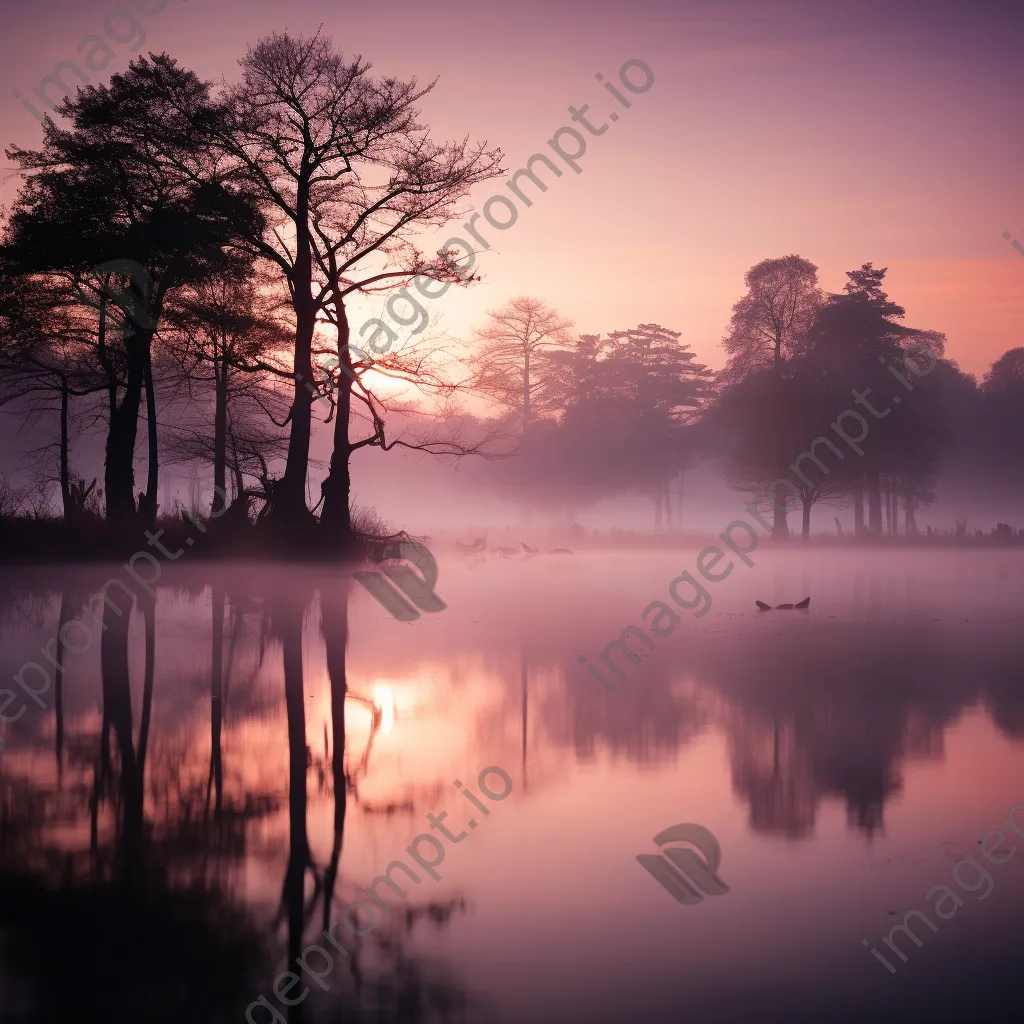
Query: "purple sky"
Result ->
[[3, 0, 1023, 377]]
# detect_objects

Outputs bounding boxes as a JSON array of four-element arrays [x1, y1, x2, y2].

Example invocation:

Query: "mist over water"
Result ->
[[1, 547, 1021, 1022]]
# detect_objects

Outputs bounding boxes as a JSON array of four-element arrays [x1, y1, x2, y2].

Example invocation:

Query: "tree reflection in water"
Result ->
[[0, 571, 473, 1023]]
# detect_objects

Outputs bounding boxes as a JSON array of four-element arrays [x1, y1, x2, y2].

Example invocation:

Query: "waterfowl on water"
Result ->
[[756, 597, 810, 611]]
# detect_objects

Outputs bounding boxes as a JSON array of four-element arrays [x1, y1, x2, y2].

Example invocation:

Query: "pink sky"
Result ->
[[2, 0, 1022, 379]]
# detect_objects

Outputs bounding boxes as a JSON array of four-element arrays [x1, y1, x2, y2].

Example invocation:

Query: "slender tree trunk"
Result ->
[[140, 338, 159, 529], [59, 379, 72, 524], [523, 344, 531, 444], [771, 343, 789, 540], [801, 496, 812, 542], [105, 349, 146, 527], [279, 307, 315, 523], [905, 477, 918, 536], [853, 480, 865, 537], [212, 358, 228, 516], [320, 313, 354, 550], [771, 486, 790, 540], [654, 486, 663, 530], [278, 178, 316, 525], [228, 426, 245, 501], [866, 468, 883, 536]]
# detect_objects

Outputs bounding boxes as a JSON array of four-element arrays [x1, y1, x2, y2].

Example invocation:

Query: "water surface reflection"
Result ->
[[1, 549, 1022, 1022]]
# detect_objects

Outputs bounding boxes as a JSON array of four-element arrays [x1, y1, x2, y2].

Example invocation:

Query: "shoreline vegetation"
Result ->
[[0, 488, 414, 565], [0, 512, 1019, 568]]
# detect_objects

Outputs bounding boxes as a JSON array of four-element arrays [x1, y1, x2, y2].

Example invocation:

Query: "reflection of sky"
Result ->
[[1, 549, 1023, 1019], [2, 0, 1023, 383]]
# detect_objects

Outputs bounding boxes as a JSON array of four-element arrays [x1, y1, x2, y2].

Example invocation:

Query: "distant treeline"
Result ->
[[461, 262, 1022, 541]]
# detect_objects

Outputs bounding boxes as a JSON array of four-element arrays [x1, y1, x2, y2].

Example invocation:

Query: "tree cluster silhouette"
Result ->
[[467, 267, 1020, 541], [0, 34, 504, 556]]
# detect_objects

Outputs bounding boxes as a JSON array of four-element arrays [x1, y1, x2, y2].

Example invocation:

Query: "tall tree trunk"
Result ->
[[853, 480, 865, 537], [279, 309, 315, 524], [59, 378, 72, 525], [522, 344, 531, 444], [228, 426, 245, 501], [139, 339, 159, 529], [771, 345, 789, 540], [278, 179, 316, 525], [801, 496, 812, 542], [771, 488, 790, 540], [905, 477, 918, 536], [320, 314, 354, 551], [105, 347, 146, 527], [212, 358, 228, 516], [866, 468, 883, 537]]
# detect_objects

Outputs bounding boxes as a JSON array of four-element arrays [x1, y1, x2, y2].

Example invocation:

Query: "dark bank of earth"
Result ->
[[0, 510, 387, 566]]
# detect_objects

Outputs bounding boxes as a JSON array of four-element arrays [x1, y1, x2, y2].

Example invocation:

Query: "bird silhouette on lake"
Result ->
[[756, 597, 810, 611]]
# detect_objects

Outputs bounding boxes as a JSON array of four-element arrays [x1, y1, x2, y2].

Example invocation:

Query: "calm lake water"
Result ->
[[1, 547, 1023, 1023]]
